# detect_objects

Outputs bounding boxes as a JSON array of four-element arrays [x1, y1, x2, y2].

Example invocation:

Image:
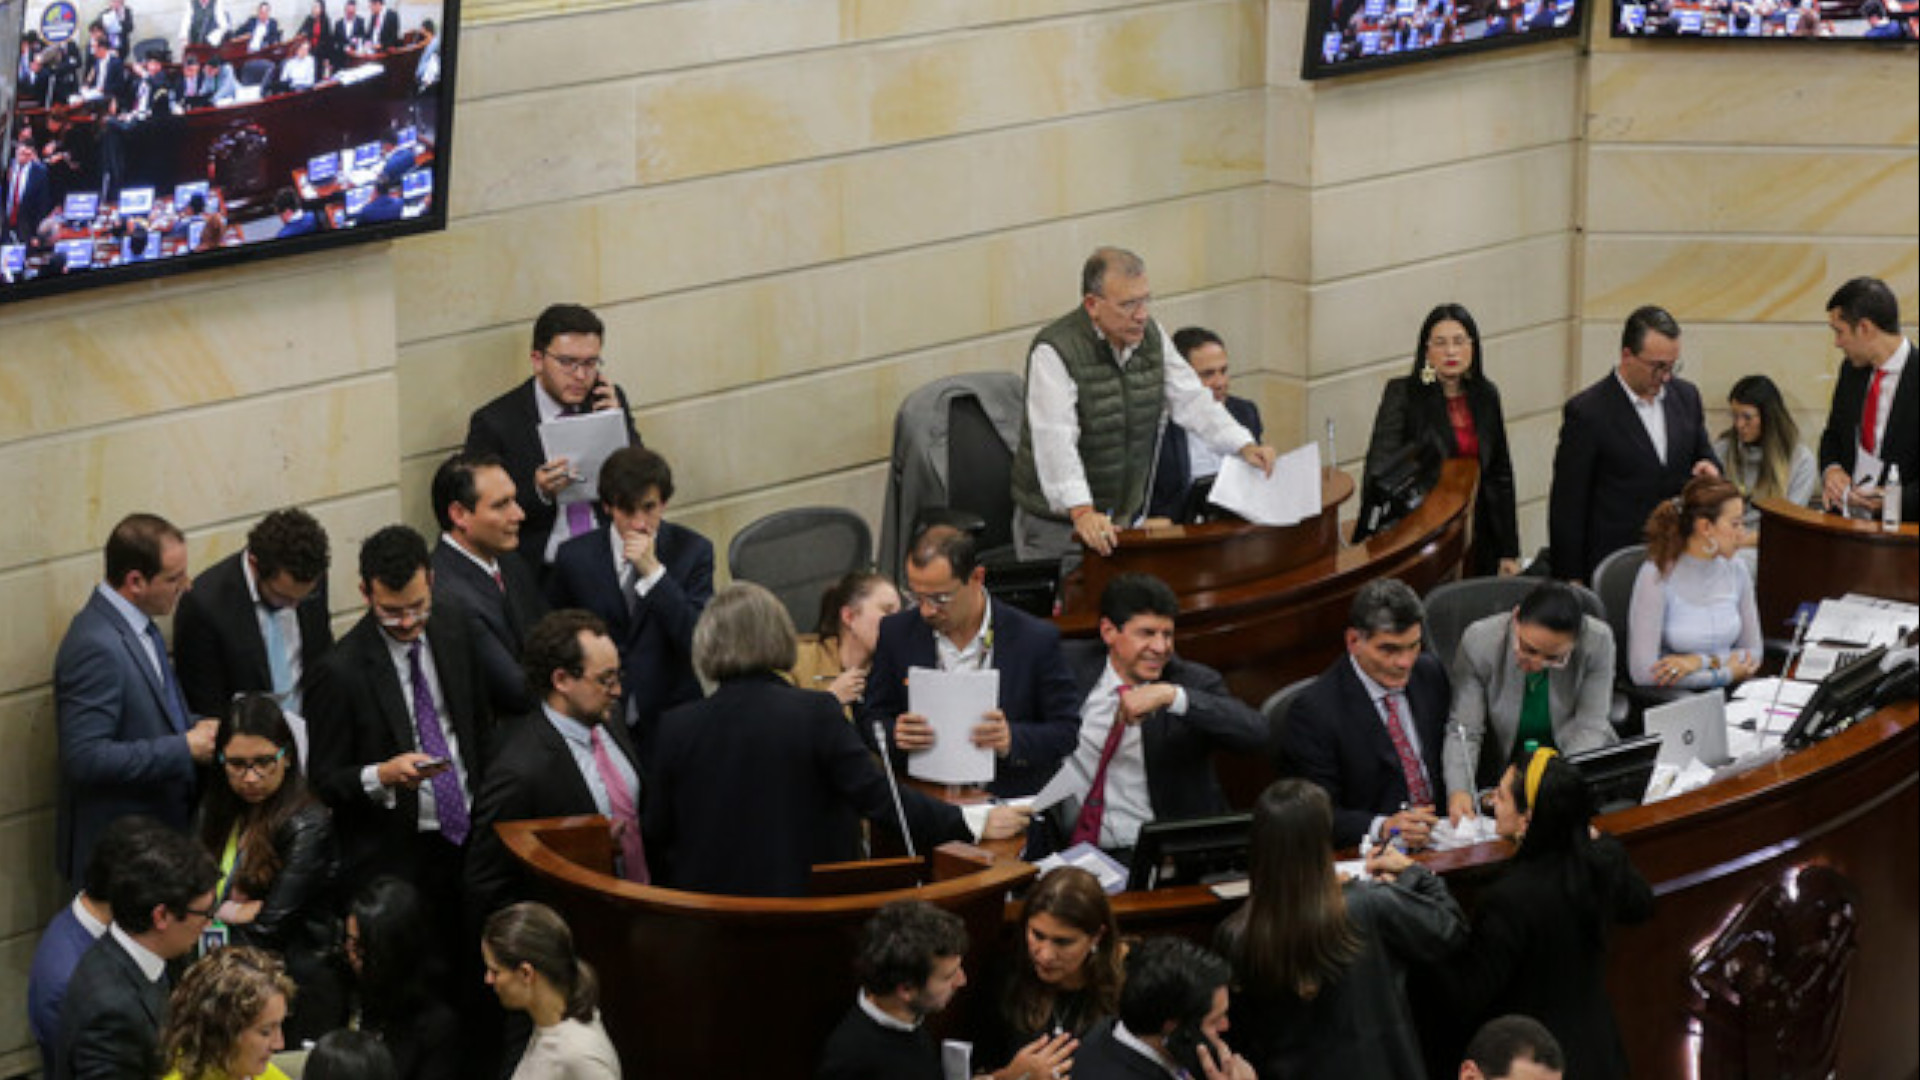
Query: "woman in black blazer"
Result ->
[[642, 582, 1026, 898], [1442, 748, 1653, 1080], [1361, 303, 1521, 577]]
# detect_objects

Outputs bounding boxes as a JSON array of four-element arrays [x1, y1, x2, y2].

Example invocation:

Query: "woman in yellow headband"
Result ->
[[1443, 747, 1653, 1080]]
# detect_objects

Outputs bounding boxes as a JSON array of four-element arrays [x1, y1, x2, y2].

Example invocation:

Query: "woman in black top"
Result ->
[[1361, 303, 1520, 577], [973, 866, 1116, 1078], [1217, 779, 1467, 1079], [343, 877, 461, 1080], [1443, 748, 1653, 1080]]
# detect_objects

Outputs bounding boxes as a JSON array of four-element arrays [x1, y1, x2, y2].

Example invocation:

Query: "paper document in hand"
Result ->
[[905, 666, 998, 785], [1207, 442, 1322, 526], [537, 409, 630, 507]]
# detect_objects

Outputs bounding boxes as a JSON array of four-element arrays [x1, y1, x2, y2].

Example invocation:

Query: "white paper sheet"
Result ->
[[537, 409, 631, 507], [905, 666, 998, 785], [1207, 441, 1322, 526]]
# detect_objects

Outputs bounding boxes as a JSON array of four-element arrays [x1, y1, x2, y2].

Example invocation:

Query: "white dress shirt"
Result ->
[[242, 548, 305, 704], [356, 631, 471, 831], [1851, 337, 1909, 485], [1112, 1021, 1189, 1078], [109, 924, 167, 984], [1615, 369, 1669, 464], [1055, 659, 1189, 850]]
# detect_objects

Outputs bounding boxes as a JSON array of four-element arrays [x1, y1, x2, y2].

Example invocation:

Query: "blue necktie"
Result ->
[[143, 621, 190, 731], [260, 604, 298, 712]]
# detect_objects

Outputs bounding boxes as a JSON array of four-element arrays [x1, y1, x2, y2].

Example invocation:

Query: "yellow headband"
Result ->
[[1524, 748, 1559, 809]]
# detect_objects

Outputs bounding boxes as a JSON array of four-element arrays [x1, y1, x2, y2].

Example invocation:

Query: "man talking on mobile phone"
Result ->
[[1072, 937, 1257, 1079]]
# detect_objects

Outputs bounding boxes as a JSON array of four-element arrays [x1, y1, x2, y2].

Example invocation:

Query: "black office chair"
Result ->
[[1261, 676, 1318, 775], [239, 58, 276, 86], [131, 37, 169, 64], [726, 507, 872, 634], [1593, 544, 1686, 734]]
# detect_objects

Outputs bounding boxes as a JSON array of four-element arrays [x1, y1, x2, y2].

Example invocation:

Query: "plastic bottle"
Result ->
[[1884, 466, 1903, 532]]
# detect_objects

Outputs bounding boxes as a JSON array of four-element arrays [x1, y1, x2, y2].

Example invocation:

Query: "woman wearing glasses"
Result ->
[[195, 693, 345, 1041], [1440, 581, 1618, 826], [1360, 303, 1521, 577]]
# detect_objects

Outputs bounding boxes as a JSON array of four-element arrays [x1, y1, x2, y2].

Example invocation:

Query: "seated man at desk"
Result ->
[[1147, 327, 1265, 521], [176, 51, 239, 108], [276, 36, 317, 91], [1034, 573, 1267, 859], [1281, 578, 1451, 850], [862, 525, 1081, 798]]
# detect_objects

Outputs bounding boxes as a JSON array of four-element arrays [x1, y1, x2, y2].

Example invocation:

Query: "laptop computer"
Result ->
[[1646, 690, 1732, 769]]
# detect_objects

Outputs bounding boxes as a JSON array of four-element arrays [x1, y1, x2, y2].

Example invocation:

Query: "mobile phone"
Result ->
[[1165, 1021, 1207, 1076], [417, 756, 451, 775]]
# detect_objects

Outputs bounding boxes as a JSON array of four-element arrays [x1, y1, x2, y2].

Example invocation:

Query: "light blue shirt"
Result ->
[[541, 704, 638, 815], [95, 582, 164, 682]]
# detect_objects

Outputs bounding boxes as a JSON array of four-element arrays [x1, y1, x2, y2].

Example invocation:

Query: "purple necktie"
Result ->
[[565, 502, 594, 539], [407, 642, 469, 845]]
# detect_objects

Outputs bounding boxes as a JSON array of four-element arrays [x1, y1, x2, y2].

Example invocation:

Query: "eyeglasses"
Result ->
[[1630, 353, 1684, 378], [1097, 291, 1151, 317], [179, 904, 218, 922], [220, 746, 289, 777], [570, 667, 622, 689], [902, 587, 960, 611], [373, 598, 431, 628], [1511, 625, 1574, 669], [541, 350, 603, 376]]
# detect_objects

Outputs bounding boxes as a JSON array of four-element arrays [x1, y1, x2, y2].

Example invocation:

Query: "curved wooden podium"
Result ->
[[497, 818, 1034, 1078], [1754, 496, 1919, 632]]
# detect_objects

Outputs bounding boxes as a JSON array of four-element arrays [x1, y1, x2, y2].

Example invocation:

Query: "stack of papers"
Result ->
[[905, 667, 998, 785], [1426, 815, 1500, 851], [1208, 442, 1323, 527], [1033, 843, 1129, 895]]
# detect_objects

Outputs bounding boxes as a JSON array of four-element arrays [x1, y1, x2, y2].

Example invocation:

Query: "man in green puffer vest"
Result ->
[[1010, 247, 1277, 561]]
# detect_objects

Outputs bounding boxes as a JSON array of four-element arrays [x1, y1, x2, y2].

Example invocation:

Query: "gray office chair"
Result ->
[[726, 507, 872, 634], [1261, 676, 1318, 775], [1592, 543, 1686, 733], [1424, 576, 1609, 665]]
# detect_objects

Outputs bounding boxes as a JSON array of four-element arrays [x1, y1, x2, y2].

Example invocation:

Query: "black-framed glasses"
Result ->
[[541, 349, 603, 375], [220, 746, 289, 777], [179, 904, 218, 921], [569, 666, 622, 689]]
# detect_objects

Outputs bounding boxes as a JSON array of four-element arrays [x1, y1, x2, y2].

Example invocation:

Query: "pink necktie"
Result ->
[[1382, 694, 1431, 806], [591, 727, 648, 884]]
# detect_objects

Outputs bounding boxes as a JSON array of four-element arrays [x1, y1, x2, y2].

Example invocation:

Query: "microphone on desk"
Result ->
[[872, 720, 918, 861], [1766, 606, 1812, 737]]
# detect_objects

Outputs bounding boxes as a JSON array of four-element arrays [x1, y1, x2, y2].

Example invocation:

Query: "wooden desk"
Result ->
[[1755, 497, 1919, 632]]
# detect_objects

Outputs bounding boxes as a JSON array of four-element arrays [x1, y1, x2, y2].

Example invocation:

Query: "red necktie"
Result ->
[[8, 166, 22, 227], [1862, 368, 1886, 454], [490, 568, 505, 593], [1069, 688, 1131, 847], [1382, 694, 1431, 805]]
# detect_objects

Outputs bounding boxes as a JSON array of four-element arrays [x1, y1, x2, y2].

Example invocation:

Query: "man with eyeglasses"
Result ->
[[463, 302, 642, 580], [53, 824, 219, 1080], [1440, 581, 1617, 826], [1549, 304, 1720, 584], [1010, 246, 1277, 562]]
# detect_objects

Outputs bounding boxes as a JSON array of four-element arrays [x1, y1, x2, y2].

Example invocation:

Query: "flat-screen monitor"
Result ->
[[2, 0, 460, 304], [343, 184, 375, 219], [62, 192, 99, 222], [55, 238, 94, 269], [1, 244, 24, 276], [1565, 733, 1662, 815], [1126, 812, 1253, 892], [402, 167, 433, 200], [1785, 645, 1889, 749], [1350, 440, 1438, 543], [1303, 0, 1584, 78], [1611, 0, 1918, 39]]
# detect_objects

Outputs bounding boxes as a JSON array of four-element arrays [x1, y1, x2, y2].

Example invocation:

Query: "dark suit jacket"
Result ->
[[172, 549, 334, 719], [1280, 652, 1451, 849], [368, 7, 400, 47], [645, 674, 968, 897], [466, 710, 642, 919], [1071, 1020, 1168, 1080], [1362, 374, 1520, 575], [1042, 641, 1266, 845], [1549, 373, 1718, 582], [334, 13, 366, 45], [305, 612, 492, 881], [52, 932, 167, 1080], [233, 15, 282, 44], [54, 589, 197, 882], [547, 521, 711, 758], [462, 378, 642, 568], [29, 904, 100, 1078], [5, 158, 54, 244], [860, 601, 1083, 798], [432, 540, 547, 716], [1817, 348, 1918, 522], [1148, 394, 1263, 520]]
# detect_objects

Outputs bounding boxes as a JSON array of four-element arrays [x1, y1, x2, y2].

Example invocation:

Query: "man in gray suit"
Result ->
[[1441, 580, 1616, 824], [54, 514, 220, 884]]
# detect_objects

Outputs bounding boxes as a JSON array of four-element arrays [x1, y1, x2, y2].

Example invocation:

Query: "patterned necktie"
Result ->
[[590, 727, 648, 884], [406, 642, 469, 844], [1381, 693, 1431, 805], [1068, 691, 1131, 848], [490, 567, 505, 594], [143, 621, 190, 731], [1862, 368, 1886, 454]]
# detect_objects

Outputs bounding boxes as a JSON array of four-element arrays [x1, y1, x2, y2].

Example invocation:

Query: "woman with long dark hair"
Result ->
[[1714, 374, 1817, 539], [482, 902, 621, 1079], [343, 877, 460, 1080], [195, 693, 343, 1041], [1628, 475, 1761, 690], [1360, 303, 1521, 576], [1443, 748, 1652, 1079], [972, 866, 1118, 1079], [1216, 779, 1466, 1078]]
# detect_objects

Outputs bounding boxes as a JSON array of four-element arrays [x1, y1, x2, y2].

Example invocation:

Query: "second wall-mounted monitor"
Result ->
[[1302, 0, 1585, 78]]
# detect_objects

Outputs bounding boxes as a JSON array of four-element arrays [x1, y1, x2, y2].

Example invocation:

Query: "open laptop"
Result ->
[[1646, 690, 1732, 769]]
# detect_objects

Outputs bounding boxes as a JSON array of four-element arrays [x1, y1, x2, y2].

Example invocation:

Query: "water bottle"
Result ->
[[1884, 466, 1903, 532]]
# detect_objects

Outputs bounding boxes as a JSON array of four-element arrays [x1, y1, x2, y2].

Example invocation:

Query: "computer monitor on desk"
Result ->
[[62, 193, 100, 223], [343, 184, 374, 219], [1786, 646, 1890, 751], [1566, 734, 1662, 815], [1126, 812, 1252, 892], [307, 152, 340, 186], [117, 188, 154, 216]]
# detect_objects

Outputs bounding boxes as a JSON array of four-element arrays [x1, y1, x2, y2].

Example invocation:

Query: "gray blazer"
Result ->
[[1442, 611, 1616, 794]]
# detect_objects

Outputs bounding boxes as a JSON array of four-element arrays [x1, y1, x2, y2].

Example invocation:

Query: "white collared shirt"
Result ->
[[1615, 369, 1669, 464], [72, 895, 109, 939], [607, 526, 667, 599], [96, 582, 165, 683], [440, 532, 502, 581], [1112, 1020, 1189, 1078], [1054, 659, 1188, 850], [355, 630, 471, 832], [242, 548, 305, 702], [533, 378, 567, 424], [855, 990, 920, 1033], [1852, 337, 1910, 484], [542, 704, 638, 817], [109, 924, 167, 984], [933, 595, 994, 673]]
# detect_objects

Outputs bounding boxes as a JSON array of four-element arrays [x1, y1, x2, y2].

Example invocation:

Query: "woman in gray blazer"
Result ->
[[1442, 582, 1617, 823]]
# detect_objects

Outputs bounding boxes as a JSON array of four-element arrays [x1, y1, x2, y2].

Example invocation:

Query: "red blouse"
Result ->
[[1446, 394, 1479, 459]]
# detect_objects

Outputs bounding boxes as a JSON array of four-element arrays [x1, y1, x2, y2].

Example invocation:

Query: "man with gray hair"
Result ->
[[1279, 579, 1452, 850], [1010, 246, 1277, 561]]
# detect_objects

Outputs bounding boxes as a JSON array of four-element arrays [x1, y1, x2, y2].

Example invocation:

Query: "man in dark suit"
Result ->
[[818, 901, 972, 1080], [366, 0, 401, 47], [6, 140, 55, 244], [432, 452, 548, 715], [80, 35, 127, 107], [52, 826, 218, 1080], [1148, 327, 1265, 521], [463, 303, 643, 577], [17, 49, 55, 106], [173, 507, 332, 721], [233, 1, 282, 49], [1548, 305, 1720, 583], [1281, 578, 1451, 851], [333, 0, 367, 51], [1073, 937, 1255, 1080], [862, 525, 1083, 798], [1036, 573, 1266, 857], [467, 610, 644, 920], [1818, 276, 1916, 523], [54, 514, 220, 884], [547, 447, 711, 758]]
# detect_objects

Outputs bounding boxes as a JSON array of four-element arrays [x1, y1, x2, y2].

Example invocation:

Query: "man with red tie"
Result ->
[[1036, 573, 1265, 859], [1820, 276, 1916, 524], [1280, 578, 1453, 851], [430, 452, 548, 715]]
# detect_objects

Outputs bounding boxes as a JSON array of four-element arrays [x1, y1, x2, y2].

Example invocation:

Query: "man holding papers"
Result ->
[[863, 526, 1081, 797]]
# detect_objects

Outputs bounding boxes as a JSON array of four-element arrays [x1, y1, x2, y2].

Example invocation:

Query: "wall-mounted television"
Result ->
[[2, 0, 455, 304], [1610, 0, 1917, 38], [1302, 0, 1585, 78]]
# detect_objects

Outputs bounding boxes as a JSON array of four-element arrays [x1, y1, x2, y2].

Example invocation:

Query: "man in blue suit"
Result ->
[[547, 446, 713, 760], [1147, 326, 1265, 521], [54, 514, 220, 884], [861, 525, 1082, 797]]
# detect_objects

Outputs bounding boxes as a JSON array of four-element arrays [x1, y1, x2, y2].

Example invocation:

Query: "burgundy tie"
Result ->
[[490, 567, 505, 593], [1382, 694, 1431, 805], [1068, 689, 1131, 847], [1862, 368, 1886, 455]]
